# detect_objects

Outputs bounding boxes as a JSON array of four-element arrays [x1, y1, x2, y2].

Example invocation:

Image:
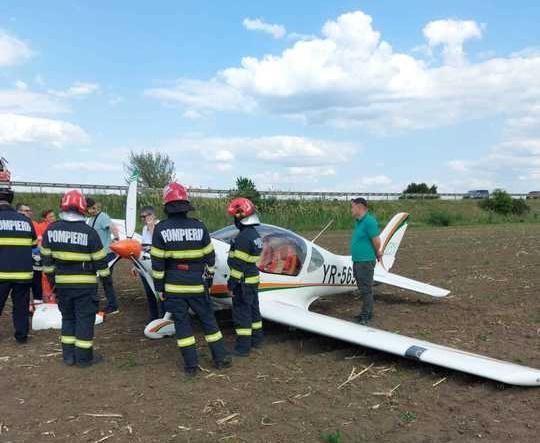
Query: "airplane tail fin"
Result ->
[[379, 212, 409, 271]]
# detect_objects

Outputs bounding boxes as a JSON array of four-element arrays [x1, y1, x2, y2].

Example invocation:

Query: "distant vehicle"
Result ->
[[526, 191, 540, 199], [464, 189, 489, 199]]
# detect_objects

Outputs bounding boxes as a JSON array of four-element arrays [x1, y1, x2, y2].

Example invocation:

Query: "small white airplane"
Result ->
[[40, 175, 540, 386]]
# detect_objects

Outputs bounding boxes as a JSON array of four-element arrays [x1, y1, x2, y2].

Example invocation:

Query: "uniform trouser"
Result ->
[[32, 270, 43, 301], [56, 286, 98, 364], [163, 294, 227, 370], [0, 282, 30, 341], [231, 282, 263, 353], [100, 252, 118, 311], [353, 261, 375, 319], [141, 274, 163, 321]]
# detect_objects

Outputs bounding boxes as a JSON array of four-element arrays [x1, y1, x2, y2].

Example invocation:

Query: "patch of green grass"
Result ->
[[529, 310, 540, 324], [399, 411, 417, 424], [321, 429, 342, 443], [478, 334, 490, 342], [117, 353, 138, 369]]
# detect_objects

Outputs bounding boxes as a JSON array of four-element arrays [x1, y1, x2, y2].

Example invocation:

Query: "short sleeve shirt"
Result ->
[[350, 212, 380, 262], [87, 212, 113, 252]]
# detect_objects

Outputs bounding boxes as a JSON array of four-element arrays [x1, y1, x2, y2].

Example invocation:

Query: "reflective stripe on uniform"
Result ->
[[252, 321, 263, 330], [164, 247, 212, 260], [61, 335, 76, 345], [206, 266, 216, 274], [202, 243, 214, 255], [150, 246, 166, 258], [244, 275, 260, 284], [152, 269, 164, 279], [40, 246, 52, 256], [229, 268, 244, 279], [55, 274, 97, 284], [51, 251, 92, 261], [91, 248, 107, 260], [205, 331, 223, 343], [164, 283, 205, 294], [0, 271, 33, 280], [235, 328, 252, 336], [229, 249, 260, 263], [97, 268, 111, 278], [43, 266, 56, 274], [0, 237, 34, 246], [177, 336, 196, 347], [75, 339, 93, 349]]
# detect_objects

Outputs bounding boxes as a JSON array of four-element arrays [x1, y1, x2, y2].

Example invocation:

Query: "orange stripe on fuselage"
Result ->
[[210, 282, 356, 295]]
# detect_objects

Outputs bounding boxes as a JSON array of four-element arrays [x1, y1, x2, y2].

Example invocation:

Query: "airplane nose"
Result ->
[[110, 239, 142, 259]]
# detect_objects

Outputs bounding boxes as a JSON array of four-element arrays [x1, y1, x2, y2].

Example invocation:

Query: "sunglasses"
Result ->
[[140, 214, 150, 218]]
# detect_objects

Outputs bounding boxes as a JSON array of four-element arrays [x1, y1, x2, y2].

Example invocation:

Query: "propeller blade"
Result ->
[[125, 170, 139, 239]]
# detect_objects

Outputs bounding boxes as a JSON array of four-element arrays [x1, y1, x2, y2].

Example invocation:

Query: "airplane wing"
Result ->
[[374, 270, 450, 297], [259, 300, 540, 387]]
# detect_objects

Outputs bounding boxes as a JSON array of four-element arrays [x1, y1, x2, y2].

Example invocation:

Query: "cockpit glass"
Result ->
[[212, 224, 307, 276]]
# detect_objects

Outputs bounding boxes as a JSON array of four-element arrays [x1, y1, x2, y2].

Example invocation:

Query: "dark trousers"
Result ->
[[141, 274, 163, 321], [0, 282, 30, 341], [100, 252, 118, 311], [32, 271, 43, 301], [231, 283, 263, 353], [163, 294, 227, 370], [56, 286, 98, 364], [353, 261, 375, 319]]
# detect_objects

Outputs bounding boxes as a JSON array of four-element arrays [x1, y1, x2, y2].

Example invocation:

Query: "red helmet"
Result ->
[[163, 182, 189, 204], [61, 189, 87, 214], [227, 197, 256, 218]]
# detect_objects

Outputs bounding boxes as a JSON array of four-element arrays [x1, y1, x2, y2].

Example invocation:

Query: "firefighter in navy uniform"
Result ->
[[226, 198, 263, 356], [151, 182, 231, 376], [41, 190, 110, 367], [0, 163, 37, 343]]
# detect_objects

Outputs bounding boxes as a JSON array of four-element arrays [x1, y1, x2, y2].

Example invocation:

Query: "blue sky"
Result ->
[[1, 1, 539, 192]]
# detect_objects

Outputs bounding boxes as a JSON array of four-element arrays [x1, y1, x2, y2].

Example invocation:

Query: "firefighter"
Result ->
[[226, 197, 263, 356], [151, 182, 231, 376], [0, 164, 37, 343], [41, 190, 110, 367]]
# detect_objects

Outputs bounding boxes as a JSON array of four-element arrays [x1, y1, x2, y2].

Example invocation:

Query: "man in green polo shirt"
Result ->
[[350, 197, 382, 325]]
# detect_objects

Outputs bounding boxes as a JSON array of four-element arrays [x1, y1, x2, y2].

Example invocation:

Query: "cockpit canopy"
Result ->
[[212, 224, 308, 276]]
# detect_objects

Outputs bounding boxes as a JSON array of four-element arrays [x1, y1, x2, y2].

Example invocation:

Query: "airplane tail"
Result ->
[[379, 212, 409, 271]]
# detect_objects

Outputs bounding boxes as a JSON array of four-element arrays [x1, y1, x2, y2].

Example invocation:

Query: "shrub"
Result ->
[[426, 210, 452, 226], [479, 189, 513, 215], [511, 198, 530, 216]]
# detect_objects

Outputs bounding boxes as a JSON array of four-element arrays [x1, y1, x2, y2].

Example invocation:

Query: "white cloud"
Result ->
[[145, 78, 255, 112], [0, 113, 89, 147], [214, 149, 234, 162], [53, 161, 121, 172], [164, 135, 358, 167], [243, 18, 286, 39], [0, 30, 32, 66], [49, 82, 101, 98], [287, 166, 336, 176], [148, 11, 540, 134], [182, 109, 204, 120], [0, 89, 68, 114], [359, 175, 392, 186], [423, 19, 483, 65], [447, 160, 470, 173], [15, 80, 28, 90]]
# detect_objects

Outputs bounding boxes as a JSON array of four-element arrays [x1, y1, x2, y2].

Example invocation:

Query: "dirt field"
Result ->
[[1, 224, 539, 442]]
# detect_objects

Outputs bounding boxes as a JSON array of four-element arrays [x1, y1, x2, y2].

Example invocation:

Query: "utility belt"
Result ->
[[166, 262, 206, 272]]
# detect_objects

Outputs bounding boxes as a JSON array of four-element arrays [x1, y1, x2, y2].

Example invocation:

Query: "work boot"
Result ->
[[77, 353, 104, 368], [214, 355, 232, 370], [184, 366, 200, 377], [63, 356, 75, 366], [356, 315, 370, 326]]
